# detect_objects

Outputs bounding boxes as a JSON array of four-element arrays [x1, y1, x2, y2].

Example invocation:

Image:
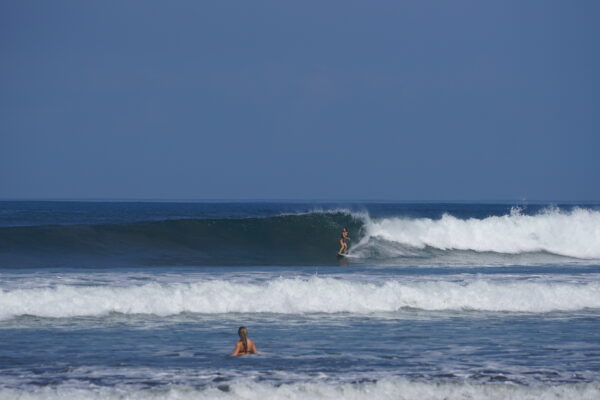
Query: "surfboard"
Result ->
[[337, 252, 347, 257]]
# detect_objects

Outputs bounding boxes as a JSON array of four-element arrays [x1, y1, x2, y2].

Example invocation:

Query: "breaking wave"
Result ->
[[352, 207, 600, 260], [2, 277, 600, 320], [0, 207, 598, 267]]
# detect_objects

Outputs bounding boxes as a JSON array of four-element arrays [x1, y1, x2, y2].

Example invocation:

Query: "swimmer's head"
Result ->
[[238, 326, 247, 338]]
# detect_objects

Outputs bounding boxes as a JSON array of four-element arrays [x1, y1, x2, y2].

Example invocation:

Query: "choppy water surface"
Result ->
[[1, 202, 599, 399]]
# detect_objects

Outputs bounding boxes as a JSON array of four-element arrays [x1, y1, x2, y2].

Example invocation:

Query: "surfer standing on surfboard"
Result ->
[[339, 227, 351, 255]]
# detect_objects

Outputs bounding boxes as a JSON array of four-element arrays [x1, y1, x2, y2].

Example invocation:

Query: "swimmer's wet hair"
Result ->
[[238, 326, 248, 353]]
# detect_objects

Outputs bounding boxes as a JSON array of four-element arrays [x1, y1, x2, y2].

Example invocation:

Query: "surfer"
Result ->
[[230, 326, 258, 356], [339, 227, 351, 255]]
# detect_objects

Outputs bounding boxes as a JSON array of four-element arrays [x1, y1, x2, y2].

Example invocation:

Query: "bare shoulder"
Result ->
[[234, 340, 245, 351], [247, 339, 258, 352]]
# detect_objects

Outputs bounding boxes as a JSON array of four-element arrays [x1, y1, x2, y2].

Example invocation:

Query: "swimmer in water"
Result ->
[[339, 227, 351, 255], [230, 326, 258, 356]]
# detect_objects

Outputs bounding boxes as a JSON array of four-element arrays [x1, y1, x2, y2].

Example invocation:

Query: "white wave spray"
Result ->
[[2, 277, 600, 319], [353, 207, 600, 259], [1, 378, 599, 400]]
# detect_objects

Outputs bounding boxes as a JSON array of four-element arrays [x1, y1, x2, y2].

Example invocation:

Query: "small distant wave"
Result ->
[[2, 277, 600, 319], [351, 207, 600, 260], [1, 378, 599, 400]]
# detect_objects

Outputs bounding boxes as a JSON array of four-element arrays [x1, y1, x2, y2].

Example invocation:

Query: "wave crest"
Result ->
[[352, 207, 600, 259]]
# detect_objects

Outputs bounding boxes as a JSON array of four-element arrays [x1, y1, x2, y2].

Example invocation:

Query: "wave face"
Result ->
[[0, 212, 360, 267], [353, 207, 600, 260], [1, 379, 599, 400], [1, 207, 598, 267], [3, 277, 600, 319]]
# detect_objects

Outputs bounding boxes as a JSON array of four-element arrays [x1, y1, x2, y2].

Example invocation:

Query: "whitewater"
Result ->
[[3, 275, 600, 320], [353, 207, 600, 260], [2, 378, 600, 400]]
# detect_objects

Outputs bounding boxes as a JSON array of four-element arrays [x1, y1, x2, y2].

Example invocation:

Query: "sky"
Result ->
[[1, 0, 599, 201]]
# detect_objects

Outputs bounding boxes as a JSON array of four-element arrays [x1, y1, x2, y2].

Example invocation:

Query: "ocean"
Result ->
[[1, 201, 599, 399]]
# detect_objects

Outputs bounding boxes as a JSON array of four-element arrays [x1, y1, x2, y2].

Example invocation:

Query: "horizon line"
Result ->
[[0, 197, 598, 204]]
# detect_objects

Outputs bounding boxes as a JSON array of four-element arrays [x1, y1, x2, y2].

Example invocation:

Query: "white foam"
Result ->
[[353, 207, 600, 259], [2, 276, 600, 319], [1, 378, 599, 400]]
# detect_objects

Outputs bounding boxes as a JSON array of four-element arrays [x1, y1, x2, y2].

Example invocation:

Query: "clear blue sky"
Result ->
[[1, 1, 598, 201]]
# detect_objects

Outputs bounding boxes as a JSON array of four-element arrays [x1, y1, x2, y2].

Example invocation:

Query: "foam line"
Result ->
[[2, 277, 600, 319], [1, 378, 599, 400]]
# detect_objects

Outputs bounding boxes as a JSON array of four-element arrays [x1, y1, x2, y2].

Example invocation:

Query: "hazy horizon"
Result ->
[[1, 197, 598, 204]]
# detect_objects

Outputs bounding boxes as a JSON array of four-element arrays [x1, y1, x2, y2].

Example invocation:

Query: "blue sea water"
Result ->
[[1, 201, 600, 399]]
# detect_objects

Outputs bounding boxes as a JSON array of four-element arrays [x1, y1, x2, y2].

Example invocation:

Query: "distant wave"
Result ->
[[351, 207, 600, 260], [0, 208, 598, 267], [1, 377, 599, 400], [3, 277, 600, 319]]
